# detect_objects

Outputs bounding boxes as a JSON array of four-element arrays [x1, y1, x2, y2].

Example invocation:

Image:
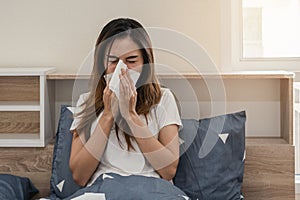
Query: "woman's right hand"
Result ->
[[102, 84, 116, 121]]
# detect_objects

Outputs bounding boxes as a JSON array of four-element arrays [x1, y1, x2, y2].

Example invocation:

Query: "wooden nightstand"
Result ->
[[0, 67, 56, 147]]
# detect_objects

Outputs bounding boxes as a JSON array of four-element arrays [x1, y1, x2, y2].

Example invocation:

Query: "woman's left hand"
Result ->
[[119, 68, 138, 119]]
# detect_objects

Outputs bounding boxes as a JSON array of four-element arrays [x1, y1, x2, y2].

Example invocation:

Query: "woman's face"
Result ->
[[105, 36, 144, 74]]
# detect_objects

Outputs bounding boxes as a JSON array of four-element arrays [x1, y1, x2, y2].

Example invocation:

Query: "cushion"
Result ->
[[173, 111, 246, 200], [50, 105, 82, 198], [0, 174, 39, 200]]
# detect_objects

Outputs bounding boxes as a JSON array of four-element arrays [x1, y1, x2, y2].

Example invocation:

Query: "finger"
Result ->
[[104, 86, 112, 96], [122, 72, 135, 97], [111, 92, 116, 99], [119, 75, 125, 98], [119, 69, 124, 81], [103, 88, 108, 99], [104, 75, 110, 85], [121, 68, 127, 75], [120, 77, 129, 100], [123, 75, 132, 97], [110, 95, 119, 116], [119, 75, 128, 98], [110, 93, 117, 106], [110, 92, 118, 102], [127, 75, 136, 96], [104, 80, 110, 91]]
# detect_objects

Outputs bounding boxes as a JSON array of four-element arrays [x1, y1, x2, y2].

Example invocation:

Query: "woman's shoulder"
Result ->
[[160, 87, 171, 95], [158, 87, 177, 106], [79, 91, 91, 100], [76, 92, 91, 106], [160, 87, 174, 100]]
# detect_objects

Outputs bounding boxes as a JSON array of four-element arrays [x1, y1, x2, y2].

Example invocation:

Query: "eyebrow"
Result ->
[[107, 55, 119, 60], [107, 55, 139, 60]]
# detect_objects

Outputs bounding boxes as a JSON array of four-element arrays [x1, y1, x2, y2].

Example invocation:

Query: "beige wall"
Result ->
[[0, 0, 221, 73], [1, 1, 284, 139]]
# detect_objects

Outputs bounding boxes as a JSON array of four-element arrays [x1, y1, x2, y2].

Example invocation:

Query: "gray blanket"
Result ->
[[48, 173, 189, 200]]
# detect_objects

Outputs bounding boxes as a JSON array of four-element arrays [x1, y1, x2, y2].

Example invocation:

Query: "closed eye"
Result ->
[[126, 55, 138, 64], [107, 55, 119, 63], [110, 60, 118, 63]]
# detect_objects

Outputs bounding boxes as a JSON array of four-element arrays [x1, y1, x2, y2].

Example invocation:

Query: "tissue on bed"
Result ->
[[71, 192, 106, 200], [109, 59, 127, 99]]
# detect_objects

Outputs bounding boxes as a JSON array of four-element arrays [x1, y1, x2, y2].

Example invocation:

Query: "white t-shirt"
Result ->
[[69, 88, 183, 186]]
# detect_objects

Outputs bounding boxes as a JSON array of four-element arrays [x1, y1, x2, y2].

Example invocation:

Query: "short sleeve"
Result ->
[[69, 92, 89, 132], [155, 88, 183, 132]]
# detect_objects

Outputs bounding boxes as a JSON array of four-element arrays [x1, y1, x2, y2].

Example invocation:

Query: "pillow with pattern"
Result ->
[[50, 105, 82, 198], [174, 111, 246, 200]]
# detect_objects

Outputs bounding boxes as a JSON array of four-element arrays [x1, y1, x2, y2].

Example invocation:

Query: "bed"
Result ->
[[0, 105, 295, 199]]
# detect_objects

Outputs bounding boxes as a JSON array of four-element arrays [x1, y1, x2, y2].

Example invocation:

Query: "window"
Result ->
[[242, 0, 300, 58], [220, 0, 300, 70]]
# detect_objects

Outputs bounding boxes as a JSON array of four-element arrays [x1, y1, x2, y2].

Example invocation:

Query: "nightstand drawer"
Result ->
[[0, 76, 39, 102], [0, 111, 40, 134]]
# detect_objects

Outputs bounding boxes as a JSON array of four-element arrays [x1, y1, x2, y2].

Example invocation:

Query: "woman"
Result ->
[[69, 18, 182, 189]]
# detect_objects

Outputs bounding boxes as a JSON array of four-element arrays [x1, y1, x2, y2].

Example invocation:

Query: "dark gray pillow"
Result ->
[[50, 105, 82, 198], [0, 174, 38, 200], [174, 111, 246, 200]]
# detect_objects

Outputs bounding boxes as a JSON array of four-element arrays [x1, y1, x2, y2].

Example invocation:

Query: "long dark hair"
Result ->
[[71, 18, 162, 150]]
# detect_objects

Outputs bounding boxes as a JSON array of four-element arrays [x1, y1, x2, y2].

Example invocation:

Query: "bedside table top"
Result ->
[[0, 67, 56, 76]]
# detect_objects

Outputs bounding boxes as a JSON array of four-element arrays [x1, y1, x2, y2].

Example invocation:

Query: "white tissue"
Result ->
[[71, 193, 106, 200], [109, 59, 128, 99]]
